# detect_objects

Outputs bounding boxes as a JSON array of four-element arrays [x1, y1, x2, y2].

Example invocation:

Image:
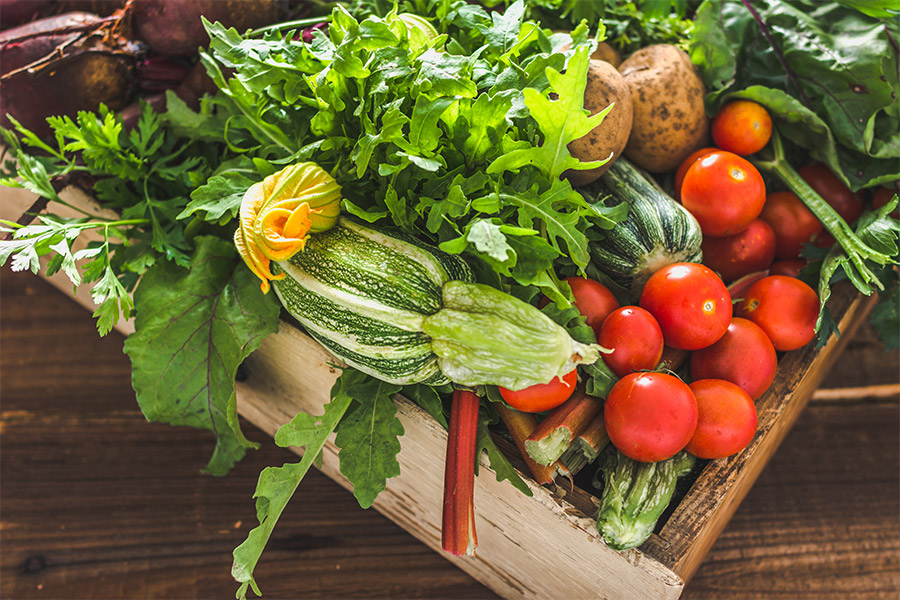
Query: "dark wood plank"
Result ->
[[1, 269, 898, 599]]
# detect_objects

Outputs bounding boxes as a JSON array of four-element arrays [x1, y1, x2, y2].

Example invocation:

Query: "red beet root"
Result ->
[[132, 0, 282, 58], [0, 11, 140, 136]]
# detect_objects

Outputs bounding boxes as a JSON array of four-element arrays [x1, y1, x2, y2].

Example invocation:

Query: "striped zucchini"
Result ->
[[273, 217, 473, 385], [271, 217, 600, 389], [590, 159, 703, 292]]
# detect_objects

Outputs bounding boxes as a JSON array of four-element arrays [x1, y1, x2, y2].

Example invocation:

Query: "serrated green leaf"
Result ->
[[233, 375, 354, 600], [500, 179, 591, 268], [466, 219, 513, 262], [335, 375, 404, 508], [475, 412, 532, 496], [123, 236, 280, 475], [488, 46, 611, 180]]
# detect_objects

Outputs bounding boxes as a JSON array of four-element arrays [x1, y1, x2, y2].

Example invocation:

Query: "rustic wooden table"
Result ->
[[1, 269, 898, 599]]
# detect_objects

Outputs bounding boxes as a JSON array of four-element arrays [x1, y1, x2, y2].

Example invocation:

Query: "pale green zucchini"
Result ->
[[272, 217, 600, 389]]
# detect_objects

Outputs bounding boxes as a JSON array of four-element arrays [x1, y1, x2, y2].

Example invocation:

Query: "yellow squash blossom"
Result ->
[[234, 163, 341, 292]]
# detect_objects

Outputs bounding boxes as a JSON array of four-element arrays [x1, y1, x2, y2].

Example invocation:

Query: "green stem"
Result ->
[[751, 129, 891, 292], [249, 16, 333, 36]]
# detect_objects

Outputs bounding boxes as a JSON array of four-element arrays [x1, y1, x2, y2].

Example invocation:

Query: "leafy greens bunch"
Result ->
[[194, 0, 626, 304]]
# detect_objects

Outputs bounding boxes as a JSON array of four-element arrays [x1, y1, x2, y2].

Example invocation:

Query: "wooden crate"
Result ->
[[0, 185, 876, 600]]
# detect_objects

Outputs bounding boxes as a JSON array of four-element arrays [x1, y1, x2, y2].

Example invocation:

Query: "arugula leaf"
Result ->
[[123, 236, 280, 475], [500, 179, 592, 268], [334, 374, 404, 508], [233, 376, 355, 600], [475, 405, 532, 497], [488, 46, 612, 181]]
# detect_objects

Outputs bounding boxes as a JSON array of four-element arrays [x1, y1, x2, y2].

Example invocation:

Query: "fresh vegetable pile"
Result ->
[[0, 0, 897, 597]]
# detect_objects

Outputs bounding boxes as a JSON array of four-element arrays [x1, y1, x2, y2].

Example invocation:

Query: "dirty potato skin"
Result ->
[[592, 42, 622, 67], [567, 59, 634, 187], [619, 44, 709, 173]]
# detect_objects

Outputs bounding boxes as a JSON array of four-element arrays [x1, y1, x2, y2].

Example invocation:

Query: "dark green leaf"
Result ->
[[123, 236, 280, 475], [334, 374, 404, 508]]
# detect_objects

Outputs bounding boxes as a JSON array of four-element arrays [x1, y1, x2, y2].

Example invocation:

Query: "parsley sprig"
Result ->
[[0, 103, 222, 333]]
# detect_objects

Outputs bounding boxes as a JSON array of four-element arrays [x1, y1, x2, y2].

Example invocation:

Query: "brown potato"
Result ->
[[556, 35, 622, 67], [566, 59, 633, 187], [619, 44, 709, 173], [592, 42, 622, 67]]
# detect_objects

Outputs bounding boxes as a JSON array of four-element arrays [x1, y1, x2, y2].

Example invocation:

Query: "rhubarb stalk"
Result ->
[[496, 404, 558, 486], [558, 412, 610, 476], [442, 388, 480, 557], [525, 385, 602, 466]]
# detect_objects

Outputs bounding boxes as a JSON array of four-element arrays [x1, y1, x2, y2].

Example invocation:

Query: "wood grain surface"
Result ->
[[1, 269, 898, 599]]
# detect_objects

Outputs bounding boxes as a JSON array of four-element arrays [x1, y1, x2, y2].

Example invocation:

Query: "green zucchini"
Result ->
[[595, 449, 696, 551], [271, 217, 600, 389], [590, 158, 703, 292], [273, 217, 473, 385]]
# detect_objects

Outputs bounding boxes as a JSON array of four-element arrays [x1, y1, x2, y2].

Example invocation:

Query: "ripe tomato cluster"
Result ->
[[678, 100, 886, 284], [502, 262, 804, 464], [500, 100, 897, 467]]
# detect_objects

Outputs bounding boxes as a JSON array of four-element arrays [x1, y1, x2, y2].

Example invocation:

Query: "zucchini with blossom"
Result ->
[[234, 163, 603, 390]]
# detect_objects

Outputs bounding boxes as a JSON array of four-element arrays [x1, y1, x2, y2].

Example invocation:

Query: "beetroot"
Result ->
[[132, 0, 282, 58], [0, 11, 140, 137], [0, 0, 56, 29]]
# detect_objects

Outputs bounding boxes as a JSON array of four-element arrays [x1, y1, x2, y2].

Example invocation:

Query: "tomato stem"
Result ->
[[751, 128, 891, 294], [495, 403, 559, 486], [441, 388, 480, 557], [524, 384, 602, 466]]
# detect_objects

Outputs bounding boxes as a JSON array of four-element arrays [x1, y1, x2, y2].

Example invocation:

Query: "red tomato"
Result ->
[[499, 369, 578, 413], [598, 306, 664, 378], [690, 318, 777, 400], [681, 151, 767, 237], [711, 100, 773, 156], [639, 263, 732, 350], [604, 372, 698, 462], [564, 277, 620, 337], [685, 379, 757, 459], [759, 191, 822, 259], [769, 258, 807, 278], [674, 147, 717, 199], [700, 219, 776, 282], [799, 163, 864, 225], [735, 276, 819, 351]]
